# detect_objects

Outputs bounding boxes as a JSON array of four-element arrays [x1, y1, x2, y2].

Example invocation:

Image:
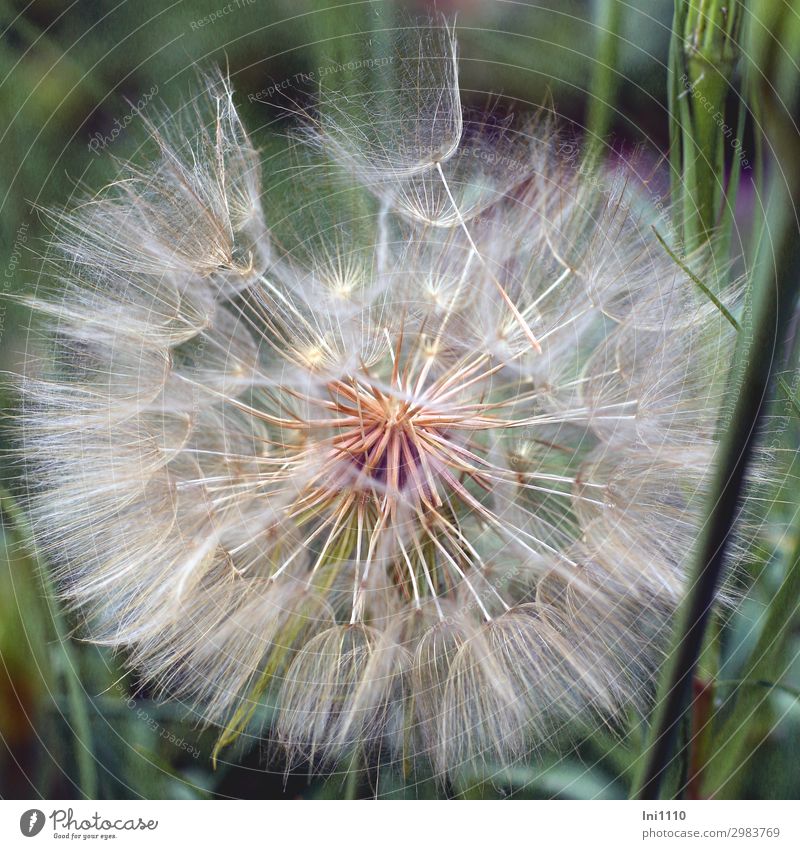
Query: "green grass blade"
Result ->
[[0, 489, 99, 798]]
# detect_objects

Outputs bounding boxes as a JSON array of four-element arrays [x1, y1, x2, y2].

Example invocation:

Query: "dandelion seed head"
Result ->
[[17, 20, 747, 778]]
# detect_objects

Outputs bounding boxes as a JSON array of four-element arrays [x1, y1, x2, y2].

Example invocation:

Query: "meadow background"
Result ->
[[1, 0, 799, 799]]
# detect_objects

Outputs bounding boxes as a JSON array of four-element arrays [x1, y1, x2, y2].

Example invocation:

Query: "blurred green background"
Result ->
[[1, 0, 799, 799]]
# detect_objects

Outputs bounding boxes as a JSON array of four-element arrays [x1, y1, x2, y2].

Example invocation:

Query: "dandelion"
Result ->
[[18, 21, 742, 779]]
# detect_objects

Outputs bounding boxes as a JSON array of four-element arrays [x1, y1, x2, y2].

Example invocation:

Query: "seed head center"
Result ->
[[324, 376, 444, 503]]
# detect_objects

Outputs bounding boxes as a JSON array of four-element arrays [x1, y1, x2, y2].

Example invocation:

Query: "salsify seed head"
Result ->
[[18, 22, 744, 778]]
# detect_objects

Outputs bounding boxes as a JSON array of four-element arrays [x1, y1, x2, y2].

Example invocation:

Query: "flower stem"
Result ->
[[632, 192, 800, 799], [671, 0, 742, 252], [702, 508, 800, 797], [584, 0, 624, 164], [631, 14, 800, 789]]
